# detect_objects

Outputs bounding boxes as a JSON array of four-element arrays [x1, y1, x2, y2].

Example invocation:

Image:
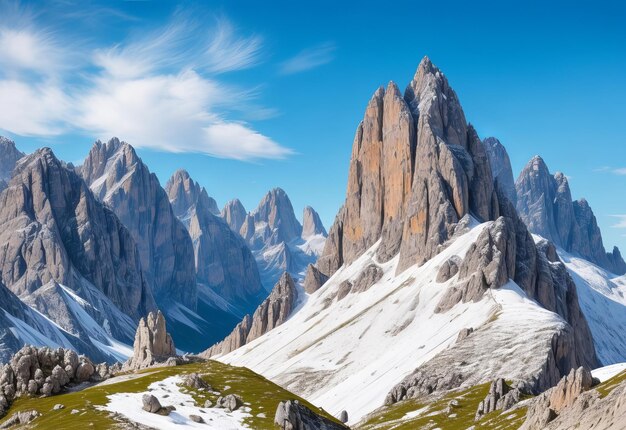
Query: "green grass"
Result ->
[[0, 360, 343, 429], [356, 382, 527, 430], [596, 369, 626, 398]]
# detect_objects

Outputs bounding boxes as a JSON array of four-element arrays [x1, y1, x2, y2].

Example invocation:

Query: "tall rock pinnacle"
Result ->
[[302, 206, 327, 239], [318, 56, 499, 276]]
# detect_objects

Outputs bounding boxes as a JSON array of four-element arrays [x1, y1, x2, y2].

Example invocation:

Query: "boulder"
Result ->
[[142, 394, 162, 414], [216, 394, 243, 412], [274, 400, 348, 430]]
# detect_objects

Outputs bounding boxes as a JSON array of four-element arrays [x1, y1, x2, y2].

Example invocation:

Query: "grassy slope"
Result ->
[[0, 360, 342, 429]]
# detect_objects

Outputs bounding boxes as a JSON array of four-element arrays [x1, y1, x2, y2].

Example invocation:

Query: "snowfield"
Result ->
[[558, 250, 626, 364], [100, 375, 251, 429], [591, 362, 626, 382], [220, 221, 569, 424]]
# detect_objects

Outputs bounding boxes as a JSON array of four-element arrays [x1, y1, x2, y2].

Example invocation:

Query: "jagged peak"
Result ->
[[170, 168, 192, 181]]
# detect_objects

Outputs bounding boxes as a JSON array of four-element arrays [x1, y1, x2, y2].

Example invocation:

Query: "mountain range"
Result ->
[[0, 56, 624, 429]]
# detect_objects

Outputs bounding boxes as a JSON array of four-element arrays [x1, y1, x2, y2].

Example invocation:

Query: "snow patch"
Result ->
[[592, 362, 626, 382], [99, 375, 251, 429]]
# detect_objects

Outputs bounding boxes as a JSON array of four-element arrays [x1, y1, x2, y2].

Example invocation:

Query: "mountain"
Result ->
[[515, 155, 626, 275], [221, 198, 247, 233], [0, 147, 152, 360], [238, 188, 327, 290], [0, 137, 24, 181], [80, 138, 197, 310], [213, 57, 599, 424], [164, 170, 265, 349], [483, 136, 516, 205]]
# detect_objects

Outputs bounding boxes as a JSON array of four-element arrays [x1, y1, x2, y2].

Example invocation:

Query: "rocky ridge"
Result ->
[[0, 148, 154, 348], [80, 138, 197, 309], [515, 155, 626, 275]]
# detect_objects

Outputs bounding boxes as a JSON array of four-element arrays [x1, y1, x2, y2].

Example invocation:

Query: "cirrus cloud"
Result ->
[[0, 4, 291, 161]]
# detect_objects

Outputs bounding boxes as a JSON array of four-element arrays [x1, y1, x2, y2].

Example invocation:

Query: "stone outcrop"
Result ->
[[274, 400, 348, 430], [475, 379, 522, 420], [0, 137, 24, 182], [303, 264, 329, 294], [165, 170, 264, 313], [125, 311, 176, 370], [221, 199, 248, 233], [0, 345, 111, 417], [0, 148, 155, 324], [523, 374, 625, 430], [80, 138, 197, 309], [516, 156, 626, 275], [302, 206, 327, 239], [202, 273, 298, 357], [351, 264, 383, 293], [483, 137, 516, 205], [317, 57, 500, 278], [521, 367, 596, 429]]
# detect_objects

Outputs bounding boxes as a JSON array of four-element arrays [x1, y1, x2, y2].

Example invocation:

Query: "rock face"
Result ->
[[302, 206, 327, 239], [0, 137, 24, 182], [523, 374, 626, 430], [165, 170, 264, 312], [521, 367, 595, 429], [515, 156, 626, 275], [274, 400, 348, 430], [202, 273, 298, 357], [166, 169, 219, 218], [239, 188, 326, 290], [0, 148, 155, 324], [475, 379, 521, 420], [221, 199, 247, 233], [483, 137, 516, 205], [125, 311, 176, 370], [318, 57, 499, 277], [0, 345, 110, 417], [80, 138, 197, 309], [303, 264, 329, 294]]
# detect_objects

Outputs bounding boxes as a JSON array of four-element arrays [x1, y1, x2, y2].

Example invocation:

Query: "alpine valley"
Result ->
[[0, 57, 624, 430]]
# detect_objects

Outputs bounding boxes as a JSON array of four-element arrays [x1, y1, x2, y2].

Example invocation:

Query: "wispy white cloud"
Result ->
[[0, 4, 288, 161], [280, 42, 336, 74], [593, 165, 626, 175], [611, 215, 626, 229]]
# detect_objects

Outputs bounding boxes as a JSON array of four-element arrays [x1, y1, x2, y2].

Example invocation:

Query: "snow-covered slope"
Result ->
[[220, 222, 569, 423], [558, 250, 626, 364]]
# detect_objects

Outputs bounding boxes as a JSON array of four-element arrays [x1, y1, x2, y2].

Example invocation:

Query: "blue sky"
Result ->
[[1, 0, 626, 252]]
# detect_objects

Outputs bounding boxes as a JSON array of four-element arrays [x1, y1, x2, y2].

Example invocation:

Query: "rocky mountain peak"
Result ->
[[126, 310, 176, 370], [0, 146, 155, 323], [165, 169, 219, 218], [0, 136, 24, 182], [516, 156, 626, 274], [80, 139, 197, 309], [221, 199, 247, 233], [252, 188, 302, 245], [301, 206, 327, 239], [318, 57, 499, 277]]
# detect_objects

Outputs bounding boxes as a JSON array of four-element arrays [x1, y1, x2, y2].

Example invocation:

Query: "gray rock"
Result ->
[[336, 281, 352, 301], [221, 199, 248, 233], [52, 403, 64, 410], [303, 264, 329, 294], [189, 414, 204, 423], [483, 137, 516, 206], [182, 373, 211, 391], [456, 327, 473, 342], [475, 379, 521, 420], [142, 394, 162, 413], [351, 264, 383, 293], [216, 394, 242, 412], [126, 311, 176, 370], [203, 399, 213, 408], [0, 137, 24, 182], [80, 138, 197, 309], [515, 156, 626, 275], [166, 169, 218, 217], [302, 206, 327, 239], [436, 256, 461, 283], [0, 409, 39, 428], [339, 410, 348, 423], [274, 400, 348, 430]]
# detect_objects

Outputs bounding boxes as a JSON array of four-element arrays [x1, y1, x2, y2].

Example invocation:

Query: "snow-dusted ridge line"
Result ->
[[220, 221, 571, 424]]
